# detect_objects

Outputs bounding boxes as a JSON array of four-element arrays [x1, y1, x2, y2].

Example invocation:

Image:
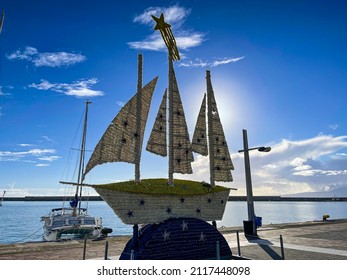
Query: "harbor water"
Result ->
[[1, 200, 347, 244]]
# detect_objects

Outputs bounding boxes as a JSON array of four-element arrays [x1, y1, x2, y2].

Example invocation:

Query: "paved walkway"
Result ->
[[223, 219, 347, 260], [1, 219, 346, 260]]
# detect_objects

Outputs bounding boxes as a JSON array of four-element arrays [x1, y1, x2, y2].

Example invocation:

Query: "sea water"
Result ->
[[0, 200, 346, 244]]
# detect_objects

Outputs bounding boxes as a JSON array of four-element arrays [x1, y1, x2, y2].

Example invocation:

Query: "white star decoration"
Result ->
[[163, 230, 170, 241], [199, 232, 206, 242], [181, 220, 188, 231]]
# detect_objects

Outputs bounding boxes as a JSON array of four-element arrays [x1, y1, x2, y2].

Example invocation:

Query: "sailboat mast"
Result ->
[[75, 100, 91, 214], [135, 54, 143, 183], [168, 55, 174, 186], [151, 13, 182, 186], [206, 70, 216, 187]]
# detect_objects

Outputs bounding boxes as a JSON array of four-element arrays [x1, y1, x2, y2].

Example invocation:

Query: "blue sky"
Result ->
[[1, 0, 347, 197]]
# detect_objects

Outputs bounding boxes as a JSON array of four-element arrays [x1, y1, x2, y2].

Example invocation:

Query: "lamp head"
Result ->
[[258, 146, 271, 152]]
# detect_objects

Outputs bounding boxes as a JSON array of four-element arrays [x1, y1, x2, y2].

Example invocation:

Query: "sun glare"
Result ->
[[184, 72, 253, 134]]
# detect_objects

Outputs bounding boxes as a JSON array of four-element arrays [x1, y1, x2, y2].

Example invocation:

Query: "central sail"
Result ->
[[170, 62, 194, 174], [83, 76, 158, 178], [146, 62, 193, 175], [146, 90, 167, 156]]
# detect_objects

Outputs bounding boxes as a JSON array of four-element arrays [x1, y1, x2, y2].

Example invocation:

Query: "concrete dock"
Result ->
[[224, 218, 347, 260], [1, 219, 347, 260]]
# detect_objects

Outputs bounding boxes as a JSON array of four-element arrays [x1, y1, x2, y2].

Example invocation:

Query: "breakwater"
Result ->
[[3, 196, 103, 201], [2, 195, 347, 202], [229, 196, 347, 202]]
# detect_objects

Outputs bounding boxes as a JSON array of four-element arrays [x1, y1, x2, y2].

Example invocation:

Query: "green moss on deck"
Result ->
[[93, 178, 229, 196]]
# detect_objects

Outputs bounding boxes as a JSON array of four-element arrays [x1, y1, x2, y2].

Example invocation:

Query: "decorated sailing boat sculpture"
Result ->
[[41, 101, 103, 242], [83, 15, 233, 224], [83, 14, 234, 259]]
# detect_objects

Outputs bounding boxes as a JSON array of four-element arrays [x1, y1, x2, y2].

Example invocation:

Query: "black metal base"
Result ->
[[243, 220, 257, 236]]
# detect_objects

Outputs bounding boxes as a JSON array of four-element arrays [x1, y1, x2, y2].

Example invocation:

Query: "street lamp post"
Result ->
[[238, 129, 271, 236]]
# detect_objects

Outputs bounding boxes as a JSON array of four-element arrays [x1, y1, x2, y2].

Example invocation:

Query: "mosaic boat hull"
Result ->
[[94, 184, 230, 225]]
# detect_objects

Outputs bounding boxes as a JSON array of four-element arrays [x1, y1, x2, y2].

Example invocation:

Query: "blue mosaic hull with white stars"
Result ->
[[119, 217, 232, 260]]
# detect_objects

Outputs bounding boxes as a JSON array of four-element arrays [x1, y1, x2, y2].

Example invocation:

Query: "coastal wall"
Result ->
[[228, 196, 347, 202], [2, 196, 103, 201], [3, 195, 347, 202]]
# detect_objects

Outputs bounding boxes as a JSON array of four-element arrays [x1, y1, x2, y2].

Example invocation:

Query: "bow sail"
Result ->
[[192, 70, 234, 186], [83, 76, 158, 178]]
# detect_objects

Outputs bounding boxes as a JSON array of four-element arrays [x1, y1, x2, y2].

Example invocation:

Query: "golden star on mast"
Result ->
[[152, 13, 171, 30], [151, 13, 180, 61]]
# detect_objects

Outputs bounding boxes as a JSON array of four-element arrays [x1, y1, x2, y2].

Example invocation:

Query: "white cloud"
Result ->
[[210, 57, 245, 67], [293, 169, 347, 177], [29, 78, 104, 98], [116, 101, 126, 107], [179, 58, 208, 68], [133, 5, 191, 27], [7, 46, 86, 67], [0, 148, 56, 162], [38, 156, 61, 162], [329, 124, 339, 130], [128, 5, 205, 51], [18, 143, 35, 147], [179, 56, 245, 68], [177, 134, 347, 196]]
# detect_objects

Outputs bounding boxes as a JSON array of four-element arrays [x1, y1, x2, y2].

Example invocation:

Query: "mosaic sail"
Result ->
[[170, 61, 194, 174], [191, 94, 208, 156], [146, 66, 194, 174], [83, 76, 158, 178], [192, 70, 234, 185], [146, 90, 167, 157]]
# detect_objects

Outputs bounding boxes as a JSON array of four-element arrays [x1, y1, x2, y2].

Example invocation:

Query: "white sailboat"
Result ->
[[40, 101, 103, 242]]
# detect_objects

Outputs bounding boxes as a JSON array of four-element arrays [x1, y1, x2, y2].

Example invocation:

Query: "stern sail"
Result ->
[[192, 70, 234, 186]]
